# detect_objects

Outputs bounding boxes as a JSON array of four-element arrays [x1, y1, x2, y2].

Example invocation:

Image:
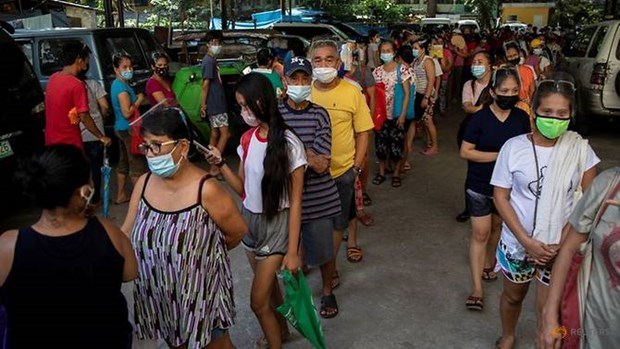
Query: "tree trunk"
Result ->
[[427, 0, 437, 18], [220, 0, 228, 30], [604, 0, 618, 19]]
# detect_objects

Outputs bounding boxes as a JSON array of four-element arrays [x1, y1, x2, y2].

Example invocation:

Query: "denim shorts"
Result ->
[[301, 218, 335, 267], [465, 188, 497, 217]]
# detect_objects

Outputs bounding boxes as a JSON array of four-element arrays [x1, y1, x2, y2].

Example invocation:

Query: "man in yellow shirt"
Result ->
[[310, 39, 374, 317]]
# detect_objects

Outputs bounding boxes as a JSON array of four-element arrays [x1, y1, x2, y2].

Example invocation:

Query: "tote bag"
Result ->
[[392, 64, 416, 120]]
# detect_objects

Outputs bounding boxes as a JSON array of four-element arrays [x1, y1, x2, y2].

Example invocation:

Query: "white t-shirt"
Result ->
[[433, 58, 443, 77], [539, 56, 551, 73], [237, 128, 307, 214], [490, 134, 600, 258], [80, 79, 107, 142]]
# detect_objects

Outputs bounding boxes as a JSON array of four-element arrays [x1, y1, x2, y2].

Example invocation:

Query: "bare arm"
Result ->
[[460, 141, 498, 163], [397, 78, 410, 126], [97, 96, 110, 120], [121, 174, 148, 237], [281, 167, 304, 272], [118, 91, 143, 119], [200, 79, 210, 118], [581, 166, 597, 192], [366, 85, 376, 117], [99, 218, 138, 282], [0, 230, 18, 286], [151, 91, 170, 106], [462, 102, 482, 115], [79, 112, 111, 146], [354, 131, 370, 169], [201, 179, 248, 250]]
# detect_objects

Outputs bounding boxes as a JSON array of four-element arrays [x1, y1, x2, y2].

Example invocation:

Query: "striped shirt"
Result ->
[[280, 101, 342, 222]]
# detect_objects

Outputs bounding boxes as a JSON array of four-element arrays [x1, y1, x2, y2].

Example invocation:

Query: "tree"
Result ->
[[550, 0, 602, 28], [427, 0, 437, 17], [465, 0, 498, 32], [351, 0, 405, 24]]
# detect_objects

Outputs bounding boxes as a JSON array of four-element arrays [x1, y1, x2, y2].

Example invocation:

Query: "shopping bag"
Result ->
[[276, 270, 326, 349], [373, 82, 387, 132], [392, 64, 415, 120]]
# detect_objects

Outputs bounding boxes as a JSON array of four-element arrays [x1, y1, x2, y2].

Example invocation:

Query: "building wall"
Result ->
[[501, 6, 553, 26]]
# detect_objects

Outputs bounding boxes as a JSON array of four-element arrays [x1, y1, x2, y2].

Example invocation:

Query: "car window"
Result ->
[[137, 30, 170, 66], [38, 38, 86, 76], [15, 40, 34, 65], [587, 25, 609, 58], [276, 27, 332, 41], [99, 33, 147, 76], [571, 26, 597, 57]]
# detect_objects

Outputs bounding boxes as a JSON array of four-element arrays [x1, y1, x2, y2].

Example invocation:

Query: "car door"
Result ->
[[565, 26, 598, 92], [96, 30, 151, 94], [600, 23, 620, 110]]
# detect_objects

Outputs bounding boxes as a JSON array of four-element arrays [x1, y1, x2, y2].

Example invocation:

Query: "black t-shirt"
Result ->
[[463, 105, 531, 196]]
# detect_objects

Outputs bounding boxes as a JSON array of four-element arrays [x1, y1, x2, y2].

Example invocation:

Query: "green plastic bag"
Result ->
[[276, 270, 326, 349]]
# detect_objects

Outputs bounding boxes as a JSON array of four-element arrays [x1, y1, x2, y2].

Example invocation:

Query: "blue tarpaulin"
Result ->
[[209, 8, 322, 29]]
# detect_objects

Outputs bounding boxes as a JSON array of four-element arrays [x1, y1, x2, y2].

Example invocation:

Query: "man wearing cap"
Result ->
[[309, 39, 374, 296], [279, 56, 342, 318]]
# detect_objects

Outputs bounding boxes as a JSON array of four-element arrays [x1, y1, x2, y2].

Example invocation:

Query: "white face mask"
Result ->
[[519, 57, 525, 65], [241, 109, 259, 127], [533, 48, 543, 56], [209, 45, 222, 55], [286, 85, 312, 103], [313, 67, 338, 84]]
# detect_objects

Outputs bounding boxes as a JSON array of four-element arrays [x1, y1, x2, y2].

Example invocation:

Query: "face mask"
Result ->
[[147, 145, 181, 178], [519, 57, 525, 65], [535, 115, 570, 139], [533, 48, 543, 56], [80, 185, 95, 207], [471, 65, 486, 79], [313, 67, 338, 84], [209, 45, 222, 55], [412, 50, 420, 59], [495, 94, 520, 110], [121, 69, 133, 80], [286, 85, 312, 103], [241, 109, 260, 127], [156, 67, 169, 77], [380, 53, 394, 63]]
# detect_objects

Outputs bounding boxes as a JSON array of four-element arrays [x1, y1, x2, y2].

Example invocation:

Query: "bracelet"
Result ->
[[215, 158, 226, 168]]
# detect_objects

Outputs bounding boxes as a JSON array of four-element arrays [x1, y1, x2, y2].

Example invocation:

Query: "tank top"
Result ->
[[414, 56, 431, 94], [1, 217, 130, 348]]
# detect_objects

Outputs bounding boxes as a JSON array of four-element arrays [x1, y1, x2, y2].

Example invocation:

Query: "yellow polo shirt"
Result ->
[[312, 79, 374, 178]]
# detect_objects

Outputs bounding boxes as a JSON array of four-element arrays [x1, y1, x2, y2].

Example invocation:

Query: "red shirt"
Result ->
[[44, 72, 89, 149], [145, 77, 177, 107]]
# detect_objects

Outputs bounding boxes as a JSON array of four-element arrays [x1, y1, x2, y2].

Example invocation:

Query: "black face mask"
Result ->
[[495, 94, 520, 110], [507, 58, 520, 65], [156, 67, 169, 77]]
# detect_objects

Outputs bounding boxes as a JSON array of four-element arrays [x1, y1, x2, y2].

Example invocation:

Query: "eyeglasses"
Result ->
[[538, 79, 576, 92], [138, 140, 179, 155]]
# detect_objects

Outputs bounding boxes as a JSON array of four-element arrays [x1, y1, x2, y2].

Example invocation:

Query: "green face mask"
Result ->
[[535, 114, 570, 139]]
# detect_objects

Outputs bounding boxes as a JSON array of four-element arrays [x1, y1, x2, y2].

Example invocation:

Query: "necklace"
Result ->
[[530, 133, 541, 233]]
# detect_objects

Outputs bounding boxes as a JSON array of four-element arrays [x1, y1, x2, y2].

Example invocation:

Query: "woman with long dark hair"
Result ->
[[206, 73, 307, 349]]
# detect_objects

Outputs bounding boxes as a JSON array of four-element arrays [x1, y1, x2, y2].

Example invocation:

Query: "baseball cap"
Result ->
[[530, 38, 544, 48], [284, 56, 312, 77]]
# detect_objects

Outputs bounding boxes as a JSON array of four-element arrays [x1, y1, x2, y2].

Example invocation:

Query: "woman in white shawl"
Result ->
[[490, 74, 599, 349]]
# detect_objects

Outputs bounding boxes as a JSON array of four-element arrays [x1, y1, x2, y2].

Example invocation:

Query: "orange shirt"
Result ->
[[517, 64, 536, 116]]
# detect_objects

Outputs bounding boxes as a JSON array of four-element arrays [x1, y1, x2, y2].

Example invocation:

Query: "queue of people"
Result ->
[[0, 26, 618, 349]]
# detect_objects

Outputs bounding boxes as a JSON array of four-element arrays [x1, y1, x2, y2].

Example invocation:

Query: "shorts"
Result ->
[[241, 207, 289, 259], [333, 168, 356, 230], [497, 239, 552, 286], [414, 93, 425, 122], [209, 113, 229, 128], [115, 130, 147, 177], [465, 188, 497, 217], [375, 119, 405, 161], [301, 218, 335, 267]]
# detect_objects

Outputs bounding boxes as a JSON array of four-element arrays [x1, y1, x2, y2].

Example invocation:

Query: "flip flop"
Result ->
[[320, 294, 339, 319], [465, 295, 484, 311], [482, 267, 498, 281], [372, 174, 386, 185], [346, 246, 363, 263], [362, 192, 372, 206], [391, 176, 402, 188]]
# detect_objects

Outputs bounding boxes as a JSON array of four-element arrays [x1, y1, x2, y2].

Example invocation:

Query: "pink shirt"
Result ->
[[442, 48, 453, 81], [146, 77, 177, 107]]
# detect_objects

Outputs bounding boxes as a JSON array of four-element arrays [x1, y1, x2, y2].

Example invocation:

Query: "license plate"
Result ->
[[0, 140, 14, 159]]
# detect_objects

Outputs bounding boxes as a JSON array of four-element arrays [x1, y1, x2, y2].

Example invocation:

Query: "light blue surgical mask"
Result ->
[[286, 85, 312, 103], [380, 52, 394, 63], [412, 49, 420, 59], [471, 65, 487, 79], [121, 69, 134, 80], [147, 145, 181, 178]]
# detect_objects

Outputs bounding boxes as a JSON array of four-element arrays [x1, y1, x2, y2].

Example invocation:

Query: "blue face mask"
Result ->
[[412, 49, 420, 59], [147, 145, 180, 178], [380, 52, 394, 63], [286, 85, 312, 103], [121, 69, 134, 80], [471, 65, 487, 78]]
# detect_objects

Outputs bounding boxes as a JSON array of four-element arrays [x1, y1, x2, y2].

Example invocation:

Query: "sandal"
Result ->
[[372, 174, 386, 185], [482, 267, 498, 281], [494, 337, 515, 349], [331, 270, 340, 290], [465, 295, 484, 311], [356, 210, 375, 226], [403, 162, 411, 171], [346, 246, 363, 263], [320, 294, 339, 319], [391, 176, 402, 188], [421, 148, 439, 156], [362, 192, 372, 206]]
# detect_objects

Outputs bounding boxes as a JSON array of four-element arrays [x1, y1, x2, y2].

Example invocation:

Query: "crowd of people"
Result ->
[[0, 24, 618, 349]]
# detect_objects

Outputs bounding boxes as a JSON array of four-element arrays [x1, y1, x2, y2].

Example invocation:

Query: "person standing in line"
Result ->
[[146, 53, 177, 107], [44, 41, 111, 150], [366, 30, 381, 70], [0, 144, 137, 348], [310, 39, 374, 287], [252, 48, 285, 99], [78, 72, 110, 207], [110, 53, 147, 205], [280, 56, 343, 318], [200, 30, 230, 178], [410, 37, 439, 156], [461, 67, 531, 312], [122, 107, 247, 349]]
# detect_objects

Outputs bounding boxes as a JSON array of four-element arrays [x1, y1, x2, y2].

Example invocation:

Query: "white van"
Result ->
[[420, 17, 452, 33], [457, 20, 480, 33]]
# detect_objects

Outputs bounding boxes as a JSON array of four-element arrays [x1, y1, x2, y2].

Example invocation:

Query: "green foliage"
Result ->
[[351, 0, 405, 24], [550, 0, 602, 28], [464, 0, 497, 32]]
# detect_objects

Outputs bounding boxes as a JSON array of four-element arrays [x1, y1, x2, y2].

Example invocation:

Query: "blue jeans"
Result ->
[[83, 141, 103, 204]]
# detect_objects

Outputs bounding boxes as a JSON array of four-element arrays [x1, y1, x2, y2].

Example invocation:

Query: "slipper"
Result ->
[[331, 270, 340, 290], [114, 198, 129, 205], [346, 246, 363, 263], [362, 192, 372, 206], [391, 176, 402, 188], [465, 295, 484, 311], [320, 294, 339, 319], [403, 162, 411, 171], [482, 267, 498, 281], [372, 174, 386, 185], [356, 211, 375, 226]]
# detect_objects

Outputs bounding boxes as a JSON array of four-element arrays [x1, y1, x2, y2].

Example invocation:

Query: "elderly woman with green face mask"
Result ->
[[490, 74, 600, 349]]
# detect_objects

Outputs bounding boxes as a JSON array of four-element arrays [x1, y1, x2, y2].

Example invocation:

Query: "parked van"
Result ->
[[420, 17, 452, 33], [0, 21, 45, 214], [271, 22, 349, 43], [12, 27, 172, 95], [457, 20, 480, 33], [560, 20, 620, 131]]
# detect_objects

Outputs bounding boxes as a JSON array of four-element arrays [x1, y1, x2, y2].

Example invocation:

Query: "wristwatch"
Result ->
[[353, 166, 362, 176]]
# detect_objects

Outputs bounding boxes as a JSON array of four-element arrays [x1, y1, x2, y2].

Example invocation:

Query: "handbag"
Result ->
[[129, 107, 143, 156], [560, 176, 620, 349], [373, 81, 387, 132], [392, 64, 416, 120]]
